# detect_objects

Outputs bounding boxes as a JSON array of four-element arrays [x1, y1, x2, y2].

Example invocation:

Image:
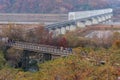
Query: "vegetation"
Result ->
[[0, 47, 120, 80], [0, 24, 120, 80]]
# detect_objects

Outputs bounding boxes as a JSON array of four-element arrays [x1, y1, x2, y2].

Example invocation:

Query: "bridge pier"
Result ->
[[60, 27, 67, 34], [85, 20, 92, 26], [49, 29, 57, 37], [76, 21, 85, 28], [69, 25, 77, 31], [97, 16, 103, 22], [101, 16, 106, 21], [66, 25, 70, 31], [53, 28, 61, 36], [107, 15, 111, 19], [91, 18, 99, 24], [105, 15, 109, 20]]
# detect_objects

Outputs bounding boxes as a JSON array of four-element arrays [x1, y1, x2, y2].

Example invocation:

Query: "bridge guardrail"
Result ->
[[6, 41, 72, 56]]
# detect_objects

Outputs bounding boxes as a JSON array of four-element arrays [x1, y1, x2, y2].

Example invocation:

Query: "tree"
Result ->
[[2, 24, 24, 41]]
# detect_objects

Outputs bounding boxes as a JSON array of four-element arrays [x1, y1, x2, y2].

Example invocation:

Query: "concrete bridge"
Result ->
[[46, 8, 113, 35], [0, 8, 113, 36]]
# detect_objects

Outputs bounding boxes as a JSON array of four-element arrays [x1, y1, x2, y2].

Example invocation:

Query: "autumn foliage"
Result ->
[[0, 0, 119, 13], [0, 24, 120, 80]]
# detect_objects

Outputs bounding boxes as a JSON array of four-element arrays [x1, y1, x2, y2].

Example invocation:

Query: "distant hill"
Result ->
[[0, 0, 119, 13]]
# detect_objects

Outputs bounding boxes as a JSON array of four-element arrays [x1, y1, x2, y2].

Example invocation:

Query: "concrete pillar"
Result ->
[[76, 21, 85, 28], [85, 20, 92, 25], [110, 13, 113, 18], [105, 19, 112, 23], [91, 18, 99, 24], [66, 26, 70, 31], [49, 29, 56, 37], [107, 15, 110, 19], [53, 28, 61, 35], [108, 15, 111, 19], [61, 27, 66, 34], [104, 15, 109, 20], [108, 14, 113, 19], [69, 25, 77, 31], [101, 16, 106, 21], [97, 16, 102, 22], [48, 29, 56, 37], [103, 13, 113, 23]]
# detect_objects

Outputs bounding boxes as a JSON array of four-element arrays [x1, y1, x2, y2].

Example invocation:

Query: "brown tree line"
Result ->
[[1, 24, 68, 47], [0, 0, 117, 13]]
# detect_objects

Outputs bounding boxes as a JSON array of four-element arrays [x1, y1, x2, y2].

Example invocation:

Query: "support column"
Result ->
[[49, 29, 54, 34], [61, 27, 67, 34], [54, 28, 61, 35], [66, 25, 70, 31], [69, 25, 77, 31], [49, 29, 57, 37], [97, 16, 102, 22], [76, 21, 85, 28], [101, 16, 106, 21], [91, 18, 99, 24], [105, 15, 109, 20], [85, 20, 92, 26]]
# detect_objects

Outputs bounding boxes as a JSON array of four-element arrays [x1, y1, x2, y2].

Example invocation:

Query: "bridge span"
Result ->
[[45, 8, 113, 35], [6, 41, 72, 56]]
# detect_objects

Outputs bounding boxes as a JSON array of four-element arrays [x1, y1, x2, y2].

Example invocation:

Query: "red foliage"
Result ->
[[58, 37, 67, 47]]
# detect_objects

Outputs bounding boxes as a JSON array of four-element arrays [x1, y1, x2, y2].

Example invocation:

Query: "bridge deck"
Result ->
[[46, 13, 112, 29], [6, 41, 72, 56]]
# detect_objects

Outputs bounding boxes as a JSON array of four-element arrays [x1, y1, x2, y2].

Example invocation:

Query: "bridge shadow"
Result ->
[[20, 50, 52, 72], [3, 46, 53, 72]]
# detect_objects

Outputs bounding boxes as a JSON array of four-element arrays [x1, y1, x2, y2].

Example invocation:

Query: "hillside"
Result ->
[[0, 0, 119, 13]]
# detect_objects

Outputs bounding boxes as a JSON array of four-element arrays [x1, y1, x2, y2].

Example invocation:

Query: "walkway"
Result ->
[[5, 41, 72, 56]]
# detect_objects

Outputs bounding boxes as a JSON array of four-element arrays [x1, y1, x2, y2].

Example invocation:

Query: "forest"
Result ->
[[0, 0, 119, 13]]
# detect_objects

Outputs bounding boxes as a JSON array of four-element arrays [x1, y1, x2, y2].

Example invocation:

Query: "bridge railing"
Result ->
[[6, 41, 72, 56]]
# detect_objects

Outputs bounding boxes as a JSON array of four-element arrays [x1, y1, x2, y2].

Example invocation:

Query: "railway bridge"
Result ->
[[0, 8, 113, 36], [46, 8, 113, 35]]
